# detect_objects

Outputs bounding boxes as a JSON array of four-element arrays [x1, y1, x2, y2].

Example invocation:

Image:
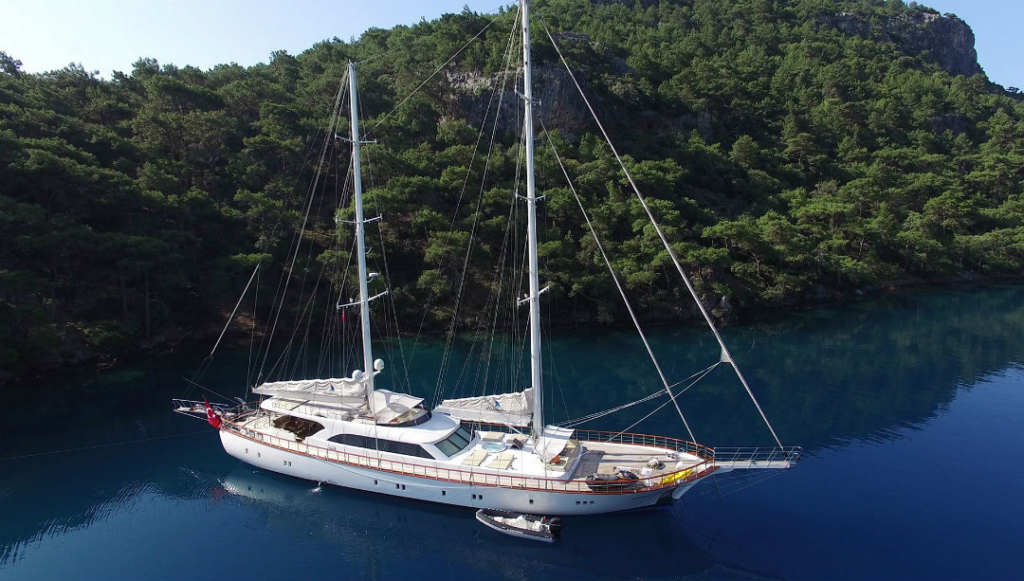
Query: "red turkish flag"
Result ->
[[204, 397, 222, 429]]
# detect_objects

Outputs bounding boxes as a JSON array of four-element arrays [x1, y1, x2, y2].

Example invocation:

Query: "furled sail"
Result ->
[[252, 377, 366, 405], [435, 388, 534, 426]]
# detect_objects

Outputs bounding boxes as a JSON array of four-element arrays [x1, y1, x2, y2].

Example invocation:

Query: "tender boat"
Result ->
[[476, 509, 562, 543]]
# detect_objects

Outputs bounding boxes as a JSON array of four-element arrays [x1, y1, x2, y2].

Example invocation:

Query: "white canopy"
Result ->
[[535, 425, 574, 462], [435, 388, 533, 426], [372, 389, 424, 424]]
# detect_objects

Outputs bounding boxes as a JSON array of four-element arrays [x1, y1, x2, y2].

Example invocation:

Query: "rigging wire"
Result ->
[[365, 13, 503, 138], [325, 138, 358, 377], [359, 108, 414, 393], [539, 117, 698, 444], [0, 429, 213, 463], [255, 73, 349, 386], [182, 377, 244, 404], [430, 7, 523, 406], [466, 28, 528, 406], [207, 264, 261, 360], [537, 13, 786, 450], [273, 128, 350, 381], [561, 362, 720, 428], [600, 362, 718, 442], [246, 110, 349, 388]]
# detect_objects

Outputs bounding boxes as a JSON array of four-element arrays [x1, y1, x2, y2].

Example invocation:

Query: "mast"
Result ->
[[348, 61, 376, 405], [521, 0, 544, 436]]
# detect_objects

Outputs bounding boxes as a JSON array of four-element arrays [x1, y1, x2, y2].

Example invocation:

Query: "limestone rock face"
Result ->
[[444, 30, 619, 141], [887, 11, 983, 78], [819, 10, 984, 78], [445, 63, 593, 140]]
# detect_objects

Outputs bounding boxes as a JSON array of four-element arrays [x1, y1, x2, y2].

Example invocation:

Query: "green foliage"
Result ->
[[1, 0, 1023, 385]]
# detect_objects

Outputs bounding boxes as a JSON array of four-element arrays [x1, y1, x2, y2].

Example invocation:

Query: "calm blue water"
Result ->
[[2, 285, 1023, 580]]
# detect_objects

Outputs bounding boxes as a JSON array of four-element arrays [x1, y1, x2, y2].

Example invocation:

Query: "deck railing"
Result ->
[[219, 415, 718, 495]]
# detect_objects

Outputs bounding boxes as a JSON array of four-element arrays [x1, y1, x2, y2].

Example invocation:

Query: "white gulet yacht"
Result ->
[[176, 0, 798, 517]]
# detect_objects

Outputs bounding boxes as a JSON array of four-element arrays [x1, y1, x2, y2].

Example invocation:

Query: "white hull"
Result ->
[[220, 430, 697, 515]]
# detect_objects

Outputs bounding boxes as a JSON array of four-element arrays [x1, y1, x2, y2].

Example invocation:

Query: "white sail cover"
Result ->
[[252, 377, 366, 404], [535, 425, 574, 462], [436, 388, 534, 426]]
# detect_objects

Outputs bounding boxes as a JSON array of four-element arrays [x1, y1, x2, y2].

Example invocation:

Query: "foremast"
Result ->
[[520, 0, 545, 437], [348, 61, 378, 412]]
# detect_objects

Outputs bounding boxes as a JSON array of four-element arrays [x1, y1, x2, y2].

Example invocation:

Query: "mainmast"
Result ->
[[348, 61, 376, 405], [521, 0, 545, 436]]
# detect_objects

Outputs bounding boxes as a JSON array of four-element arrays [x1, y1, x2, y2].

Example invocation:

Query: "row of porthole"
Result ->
[[239, 451, 591, 508], [366, 479, 454, 500]]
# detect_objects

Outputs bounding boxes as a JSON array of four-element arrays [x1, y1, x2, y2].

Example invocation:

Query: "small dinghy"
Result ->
[[475, 509, 562, 543]]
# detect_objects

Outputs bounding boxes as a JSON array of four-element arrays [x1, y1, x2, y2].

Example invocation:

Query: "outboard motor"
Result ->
[[545, 516, 563, 536]]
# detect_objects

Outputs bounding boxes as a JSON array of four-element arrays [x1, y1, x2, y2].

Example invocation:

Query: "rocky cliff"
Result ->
[[820, 9, 984, 78]]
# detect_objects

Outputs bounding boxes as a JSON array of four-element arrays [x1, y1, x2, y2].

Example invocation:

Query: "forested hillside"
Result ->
[[2, 0, 1023, 384]]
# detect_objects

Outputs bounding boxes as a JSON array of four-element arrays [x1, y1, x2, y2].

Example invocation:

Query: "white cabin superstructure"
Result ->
[[176, 0, 798, 518]]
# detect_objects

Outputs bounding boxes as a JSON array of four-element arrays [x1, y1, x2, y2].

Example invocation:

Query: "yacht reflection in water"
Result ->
[[218, 466, 777, 579]]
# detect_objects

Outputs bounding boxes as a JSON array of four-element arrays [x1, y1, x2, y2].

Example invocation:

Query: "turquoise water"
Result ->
[[2, 285, 1023, 579]]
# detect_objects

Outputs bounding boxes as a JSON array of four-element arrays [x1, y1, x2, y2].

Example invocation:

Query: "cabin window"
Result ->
[[435, 424, 474, 458], [327, 434, 432, 459], [328, 434, 368, 448], [381, 439, 433, 459]]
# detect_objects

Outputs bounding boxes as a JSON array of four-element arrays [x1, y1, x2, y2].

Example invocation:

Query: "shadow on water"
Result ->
[[217, 466, 779, 580]]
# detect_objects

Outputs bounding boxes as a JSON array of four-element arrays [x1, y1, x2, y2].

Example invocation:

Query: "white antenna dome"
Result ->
[[352, 370, 364, 382], [374, 359, 385, 371]]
